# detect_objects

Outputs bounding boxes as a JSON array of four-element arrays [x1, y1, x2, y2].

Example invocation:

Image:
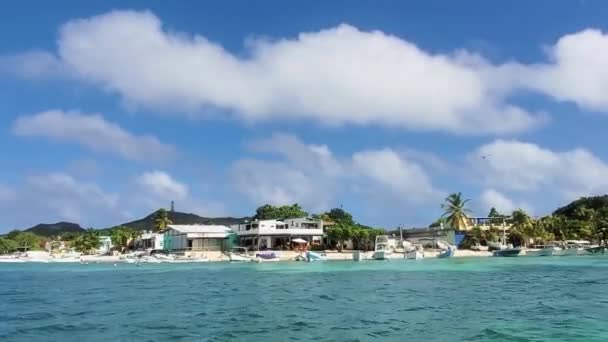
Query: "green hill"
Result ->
[[106, 211, 250, 231], [24, 222, 86, 237], [553, 195, 608, 217]]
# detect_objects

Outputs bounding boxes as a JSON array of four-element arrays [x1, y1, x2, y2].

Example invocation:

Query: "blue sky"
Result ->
[[2, 1, 608, 231]]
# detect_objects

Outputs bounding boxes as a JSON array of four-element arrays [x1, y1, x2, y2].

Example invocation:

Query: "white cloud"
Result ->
[[479, 189, 518, 214], [351, 148, 444, 202], [134, 170, 226, 217], [136, 170, 188, 200], [471, 140, 608, 200], [231, 134, 442, 212], [13, 110, 175, 162], [7, 10, 544, 135], [0, 173, 124, 228], [524, 29, 608, 111]]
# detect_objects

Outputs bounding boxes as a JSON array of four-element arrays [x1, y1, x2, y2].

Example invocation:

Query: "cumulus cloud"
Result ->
[[352, 149, 443, 202], [5, 10, 546, 134], [524, 29, 608, 111], [479, 189, 525, 214], [136, 170, 188, 200], [134, 170, 226, 217], [0, 173, 125, 229], [13, 110, 175, 162], [471, 140, 608, 200], [231, 133, 443, 212]]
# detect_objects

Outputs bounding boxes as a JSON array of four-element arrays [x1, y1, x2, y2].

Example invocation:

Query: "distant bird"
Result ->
[[482, 154, 492, 159]]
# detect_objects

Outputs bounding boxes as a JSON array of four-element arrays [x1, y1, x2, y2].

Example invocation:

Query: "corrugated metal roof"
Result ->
[[167, 224, 232, 234]]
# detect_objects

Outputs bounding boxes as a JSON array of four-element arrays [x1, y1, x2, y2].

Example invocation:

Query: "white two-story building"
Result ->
[[230, 217, 324, 250]]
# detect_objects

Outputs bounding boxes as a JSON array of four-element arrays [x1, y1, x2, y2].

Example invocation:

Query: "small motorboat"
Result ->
[[470, 244, 489, 252], [525, 246, 561, 257], [405, 250, 424, 260], [585, 246, 606, 254], [229, 247, 253, 262], [438, 246, 455, 258], [255, 251, 280, 262], [488, 241, 507, 251], [372, 235, 393, 260], [493, 248, 523, 257], [306, 251, 327, 262]]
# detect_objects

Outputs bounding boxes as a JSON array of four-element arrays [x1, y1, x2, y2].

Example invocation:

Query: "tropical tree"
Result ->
[[111, 226, 141, 253], [325, 226, 343, 251], [325, 208, 355, 225], [154, 208, 173, 232], [352, 228, 370, 251], [12, 232, 42, 251], [0, 238, 17, 254], [509, 209, 534, 246], [253, 204, 308, 220], [72, 229, 102, 254], [441, 193, 472, 231]]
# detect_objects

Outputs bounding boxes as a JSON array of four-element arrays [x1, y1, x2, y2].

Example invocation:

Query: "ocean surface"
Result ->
[[1, 257, 608, 342]]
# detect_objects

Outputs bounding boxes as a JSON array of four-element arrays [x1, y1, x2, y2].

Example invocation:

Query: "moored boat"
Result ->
[[372, 235, 393, 260], [525, 245, 561, 257], [585, 246, 606, 254], [229, 247, 253, 262], [438, 246, 455, 258], [306, 251, 327, 262], [255, 251, 280, 262], [493, 248, 523, 257], [405, 250, 424, 260]]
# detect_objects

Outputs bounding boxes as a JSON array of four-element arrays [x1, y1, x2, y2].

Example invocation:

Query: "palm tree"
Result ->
[[510, 209, 533, 246], [441, 193, 472, 231], [154, 208, 173, 232]]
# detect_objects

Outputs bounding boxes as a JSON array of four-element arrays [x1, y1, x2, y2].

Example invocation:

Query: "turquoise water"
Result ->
[[1, 257, 608, 341]]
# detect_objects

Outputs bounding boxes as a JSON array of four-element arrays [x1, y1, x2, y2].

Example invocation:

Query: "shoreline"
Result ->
[[0, 249, 493, 264]]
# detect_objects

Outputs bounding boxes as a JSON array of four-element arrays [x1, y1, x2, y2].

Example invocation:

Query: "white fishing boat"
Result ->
[[229, 247, 253, 262], [554, 241, 590, 256], [405, 250, 424, 260], [372, 235, 393, 260]]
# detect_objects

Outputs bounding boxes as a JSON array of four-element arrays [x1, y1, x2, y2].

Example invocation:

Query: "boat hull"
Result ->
[[306, 251, 327, 262], [493, 248, 522, 257], [372, 251, 391, 260], [229, 254, 252, 262], [405, 250, 424, 260], [525, 248, 559, 257]]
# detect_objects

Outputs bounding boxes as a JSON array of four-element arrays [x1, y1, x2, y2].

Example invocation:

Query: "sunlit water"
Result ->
[[1, 256, 608, 341]]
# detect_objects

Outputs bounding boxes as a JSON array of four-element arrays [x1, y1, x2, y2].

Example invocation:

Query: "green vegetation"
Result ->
[[71, 229, 101, 254], [318, 207, 384, 251], [110, 226, 141, 252], [253, 204, 308, 220], [455, 194, 608, 248], [441, 192, 472, 230], [0, 238, 18, 254], [154, 208, 173, 232]]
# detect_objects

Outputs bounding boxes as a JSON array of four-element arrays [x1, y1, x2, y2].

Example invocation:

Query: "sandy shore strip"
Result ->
[[0, 249, 493, 263]]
